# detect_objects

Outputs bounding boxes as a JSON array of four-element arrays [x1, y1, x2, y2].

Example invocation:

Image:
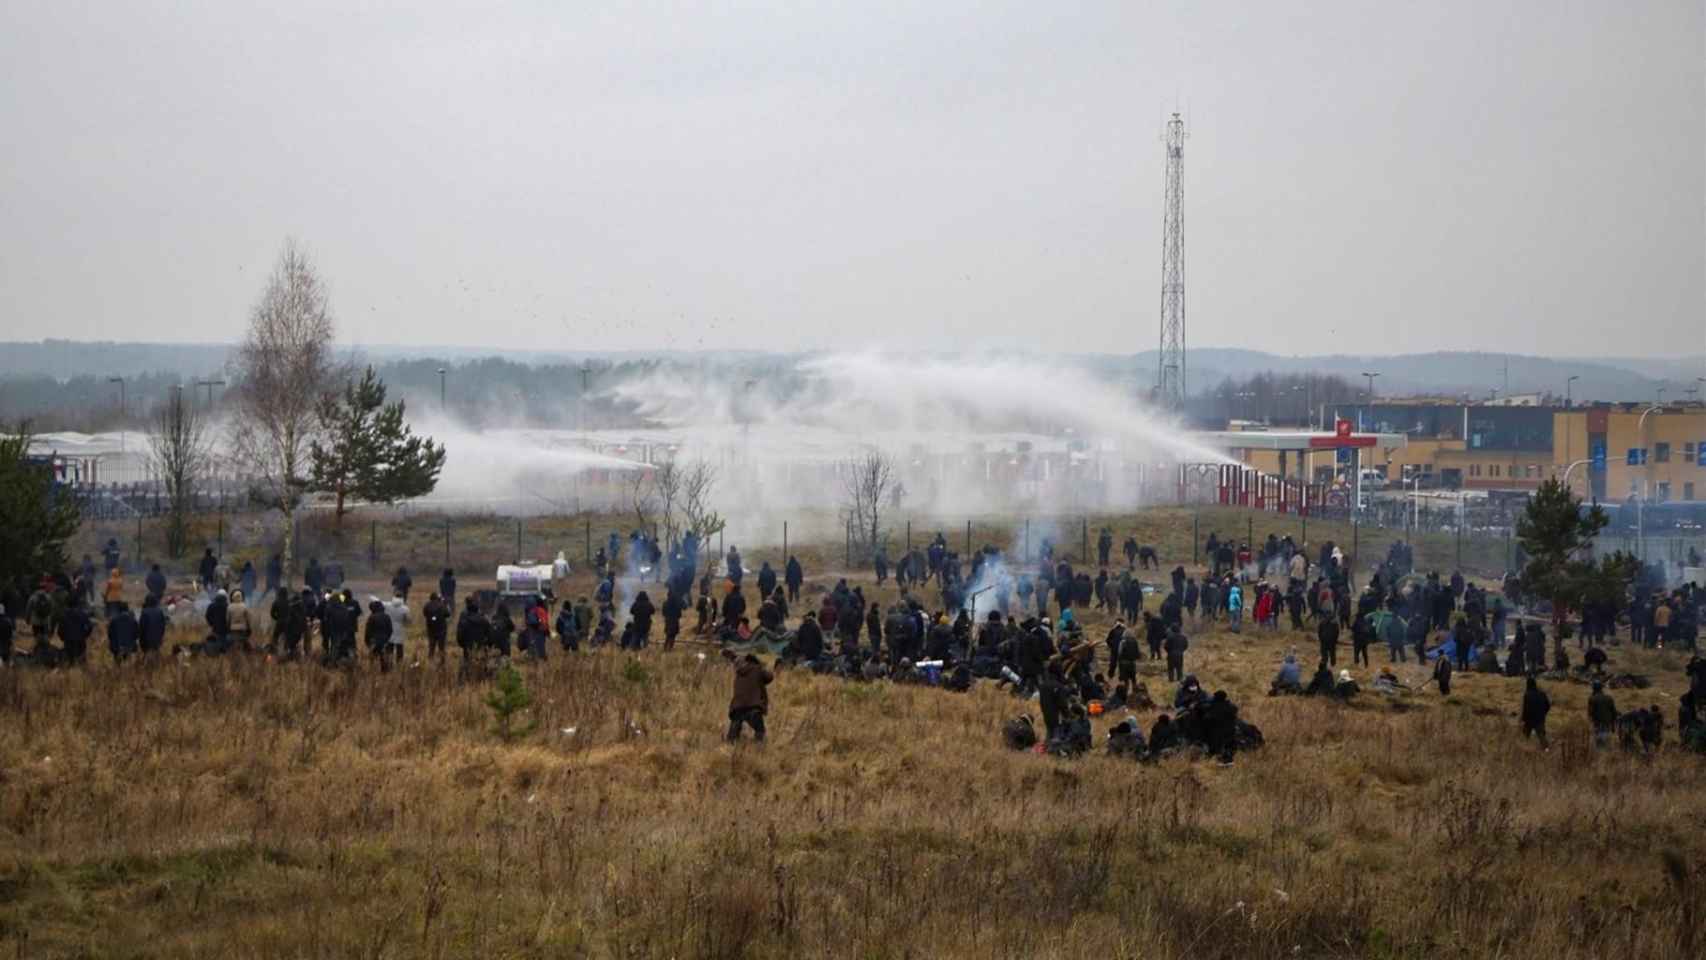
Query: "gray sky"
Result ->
[[2, 1, 1701, 357]]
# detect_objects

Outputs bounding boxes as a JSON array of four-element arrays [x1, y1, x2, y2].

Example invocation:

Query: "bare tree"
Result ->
[[680, 459, 725, 541], [624, 466, 657, 534], [229, 240, 339, 584], [146, 386, 210, 558], [841, 449, 893, 561], [651, 459, 684, 550]]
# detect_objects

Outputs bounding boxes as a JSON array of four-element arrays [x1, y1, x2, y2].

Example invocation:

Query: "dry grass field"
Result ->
[[12, 508, 1704, 959]]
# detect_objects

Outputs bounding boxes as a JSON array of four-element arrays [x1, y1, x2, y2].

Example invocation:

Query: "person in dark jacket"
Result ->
[[204, 591, 231, 655], [491, 603, 515, 657], [265, 554, 282, 597], [1521, 676, 1551, 749], [198, 549, 218, 590], [1202, 690, 1240, 764], [629, 591, 656, 647], [1163, 625, 1189, 682], [1318, 617, 1340, 667], [756, 562, 777, 601], [0, 605, 13, 665], [725, 651, 772, 741], [784, 556, 804, 602], [60, 600, 94, 664], [438, 569, 456, 608], [391, 567, 413, 602], [365, 600, 395, 668], [1432, 654, 1453, 696], [661, 591, 685, 650], [106, 601, 138, 663], [304, 558, 324, 596], [789, 610, 824, 662], [1588, 682, 1617, 748], [457, 596, 490, 657], [423, 593, 450, 659], [138, 594, 167, 657], [145, 564, 167, 601]]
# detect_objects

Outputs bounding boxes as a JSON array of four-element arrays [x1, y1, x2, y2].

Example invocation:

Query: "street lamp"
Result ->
[[108, 376, 125, 454], [1565, 375, 1579, 409], [1359, 372, 1380, 431], [437, 368, 447, 410], [1635, 404, 1663, 562]]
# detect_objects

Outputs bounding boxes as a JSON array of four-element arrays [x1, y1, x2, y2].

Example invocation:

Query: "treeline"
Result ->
[[1202, 372, 1361, 426]]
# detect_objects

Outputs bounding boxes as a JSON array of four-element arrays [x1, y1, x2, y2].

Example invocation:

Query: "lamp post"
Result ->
[[108, 376, 126, 454], [1359, 372, 1380, 431], [1635, 404, 1663, 562], [1565, 375, 1579, 410], [437, 367, 447, 410]]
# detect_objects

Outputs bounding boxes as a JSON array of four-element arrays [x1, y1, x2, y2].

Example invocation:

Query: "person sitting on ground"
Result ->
[[1046, 704, 1093, 758], [1147, 712, 1182, 759], [1174, 674, 1206, 711], [1304, 659, 1335, 696], [1003, 714, 1038, 751], [1334, 669, 1360, 699], [1475, 642, 1501, 674], [1106, 717, 1147, 759], [1127, 680, 1156, 710], [1270, 649, 1303, 696], [1584, 644, 1609, 675], [1373, 666, 1407, 694]]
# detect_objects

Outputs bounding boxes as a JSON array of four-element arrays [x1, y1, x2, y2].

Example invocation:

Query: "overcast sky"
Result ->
[[2, 1, 1701, 357]]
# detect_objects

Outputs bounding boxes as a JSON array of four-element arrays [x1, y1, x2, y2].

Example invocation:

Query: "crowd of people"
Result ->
[[3, 523, 1703, 758]]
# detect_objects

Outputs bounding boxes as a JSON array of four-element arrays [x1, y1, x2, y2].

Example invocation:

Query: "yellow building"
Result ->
[[1553, 403, 1706, 502]]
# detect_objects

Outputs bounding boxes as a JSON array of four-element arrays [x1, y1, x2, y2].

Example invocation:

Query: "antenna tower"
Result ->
[[1157, 112, 1187, 411]]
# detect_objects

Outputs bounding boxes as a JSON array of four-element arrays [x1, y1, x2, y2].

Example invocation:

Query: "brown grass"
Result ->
[[14, 510, 1701, 959]]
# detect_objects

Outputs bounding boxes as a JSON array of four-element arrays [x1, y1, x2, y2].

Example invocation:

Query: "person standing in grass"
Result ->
[[1588, 681, 1617, 749], [1521, 676, 1551, 749], [724, 650, 772, 742]]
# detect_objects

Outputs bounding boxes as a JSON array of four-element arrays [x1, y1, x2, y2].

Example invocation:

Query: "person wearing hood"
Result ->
[[365, 599, 395, 668], [228, 589, 253, 652], [1304, 660, 1335, 696], [756, 561, 777, 600], [238, 561, 256, 602], [1270, 650, 1303, 695], [1174, 674, 1206, 711], [1163, 623, 1189, 682], [1202, 690, 1240, 764], [1334, 669, 1360, 699], [629, 591, 656, 647], [1521, 676, 1551, 749], [724, 651, 772, 742], [198, 548, 218, 590], [424, 592, 450, 659], [106, 601, 138, 663], [204, 590, 231, 654], [145, 564, 167, 601], [135, 592, 164, 658], [438, 568, 457, 609], [102, 567, 126, 618]]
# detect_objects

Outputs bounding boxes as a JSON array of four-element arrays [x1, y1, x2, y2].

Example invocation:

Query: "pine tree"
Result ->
[[1515, 478, 1636, 630], [0, 422, 82, 585], [307, 366, 446, 524], [484, 665, 537, 742]]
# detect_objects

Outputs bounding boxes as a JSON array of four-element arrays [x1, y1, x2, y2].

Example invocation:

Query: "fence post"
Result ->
[[585, 515, 591, 565], [965, 519, 971, 556], [370, 519, 377, 569], [906, 520, 912, 552], [444, 519, 450, 567], [845, 520, 851, 568], [783, 521, 788, 559], [1081, 517, 1087, 563], [1192, 508, 1199, 565], [1301, 513, 1307, 549], [515, 519, 522, 564], [135, 513, 143, 572], [217, 513, 224, 558], [1024, 518, 1030, 561]]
